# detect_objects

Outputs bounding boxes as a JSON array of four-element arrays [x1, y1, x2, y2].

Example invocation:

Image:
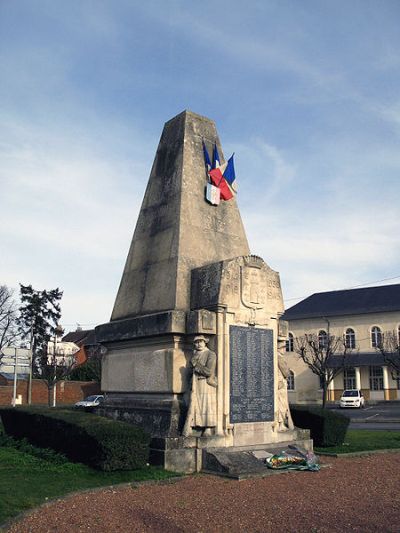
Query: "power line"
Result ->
[[284, 275, 400, 304], [343, 275, 400, 290]]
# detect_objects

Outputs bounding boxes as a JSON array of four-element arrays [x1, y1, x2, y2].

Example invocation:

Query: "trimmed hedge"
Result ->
[[0, 407, 150, 471], [291, 406, 350, 447]]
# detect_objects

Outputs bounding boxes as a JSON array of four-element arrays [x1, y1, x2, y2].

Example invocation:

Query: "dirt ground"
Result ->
[[6, 453, 400, 533]]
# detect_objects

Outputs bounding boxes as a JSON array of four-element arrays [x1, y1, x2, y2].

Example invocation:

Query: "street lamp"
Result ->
[[51, 324, 64, 407]]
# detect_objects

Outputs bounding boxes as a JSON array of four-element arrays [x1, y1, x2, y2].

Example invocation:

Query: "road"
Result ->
[[327, 402, 400, 430]]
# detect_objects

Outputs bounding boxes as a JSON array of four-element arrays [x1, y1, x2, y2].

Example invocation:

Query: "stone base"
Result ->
[[202, 435, 313, 479], [99, 397, 312, 475], [146, 429, 312, 475], [149, 434, 229, 473], [149, 437, 200, 473], [98, 393, 186, 439]]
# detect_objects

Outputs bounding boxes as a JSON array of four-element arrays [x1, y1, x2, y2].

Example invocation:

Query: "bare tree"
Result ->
[[42, 326, 78, 407], [294, 333, 350, 407], [0, 285, 19, 351], [377, 330, 400, 379]]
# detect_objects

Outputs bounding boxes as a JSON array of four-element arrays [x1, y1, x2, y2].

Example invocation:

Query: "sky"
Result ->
[[1, 0, 400, 333]]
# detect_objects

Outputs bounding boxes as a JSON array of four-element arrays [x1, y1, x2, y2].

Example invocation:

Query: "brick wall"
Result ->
[[0, 379, 101, 406]]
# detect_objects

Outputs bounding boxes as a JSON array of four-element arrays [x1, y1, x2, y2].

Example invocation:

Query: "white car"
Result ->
[[75, 395, 104, 408], [339, 389, 365, 408]]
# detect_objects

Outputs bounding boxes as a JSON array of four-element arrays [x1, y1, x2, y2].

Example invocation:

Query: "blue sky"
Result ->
[[1, 0, 399, 331]]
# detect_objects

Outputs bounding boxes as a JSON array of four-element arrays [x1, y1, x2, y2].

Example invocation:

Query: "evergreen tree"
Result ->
[[18, 285, 63, 375]]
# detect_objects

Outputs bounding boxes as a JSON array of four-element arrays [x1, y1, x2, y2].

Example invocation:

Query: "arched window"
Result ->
[[286, 332, 294, 352], [395, 371, 400, 391], [345, 328, 356, 349], [371, 326, 382, 348], [318, 330, 328, 349], [287, 370, 295, 391]]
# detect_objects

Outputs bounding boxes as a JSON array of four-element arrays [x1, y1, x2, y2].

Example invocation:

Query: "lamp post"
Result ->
[[28, 326, 34, 405], [51, 324, 64, 407]]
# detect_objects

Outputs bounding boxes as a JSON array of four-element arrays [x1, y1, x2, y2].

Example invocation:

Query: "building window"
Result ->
[[345, 328, 356, 349], [287, 370, 295, 391], [286, 332, 294, 352], [344, 367, 356, 389], [395, 372, 400, 390], [369, 366, 384, 390], [371, 326, 382, 348], [318, 330, 328, 349]]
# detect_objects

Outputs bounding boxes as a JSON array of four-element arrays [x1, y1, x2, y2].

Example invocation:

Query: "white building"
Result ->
[[282, 284, 400, 404], [47, 340, 79, 366]]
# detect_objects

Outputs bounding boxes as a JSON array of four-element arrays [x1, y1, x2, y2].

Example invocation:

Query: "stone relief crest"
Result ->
[[240, 256, 266, 310]]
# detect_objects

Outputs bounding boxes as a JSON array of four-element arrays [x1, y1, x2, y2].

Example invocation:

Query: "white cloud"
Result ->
[[0, 116, 151, 326], [1, 0, 400, 328]]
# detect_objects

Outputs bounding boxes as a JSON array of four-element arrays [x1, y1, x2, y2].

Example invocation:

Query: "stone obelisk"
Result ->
[[111, 110, 249, 320], [96, 110, 310, 475], [96, 111, 249, 467]]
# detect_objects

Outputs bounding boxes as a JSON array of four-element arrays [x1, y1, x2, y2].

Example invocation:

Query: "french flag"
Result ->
[[209, 167, 234, 201], [203, 141, 236, 202], [223, 154, 237, 192]]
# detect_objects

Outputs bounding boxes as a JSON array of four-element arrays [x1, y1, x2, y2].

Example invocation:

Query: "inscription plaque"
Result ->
[[230, 326, 274, 423]]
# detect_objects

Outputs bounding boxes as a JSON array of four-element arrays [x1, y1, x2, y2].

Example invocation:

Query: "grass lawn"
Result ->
[[314, 429, 400, 454], [0, 446, 179, 526]]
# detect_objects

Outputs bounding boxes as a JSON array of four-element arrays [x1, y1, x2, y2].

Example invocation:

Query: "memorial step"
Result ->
[[202, 438, 313, 479]]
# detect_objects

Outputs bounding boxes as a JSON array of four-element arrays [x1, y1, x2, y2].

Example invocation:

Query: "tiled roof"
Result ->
[[327, 352, 399, 368], [62, 329, 97, 346], [283, 284, 400, 320]]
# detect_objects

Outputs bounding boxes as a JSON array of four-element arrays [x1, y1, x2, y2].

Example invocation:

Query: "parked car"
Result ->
[[75, 395, 104, 408], [339, 389, 365, 408]]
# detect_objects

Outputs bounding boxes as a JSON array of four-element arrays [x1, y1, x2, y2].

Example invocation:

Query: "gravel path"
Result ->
[[6, 453, 400, 533]]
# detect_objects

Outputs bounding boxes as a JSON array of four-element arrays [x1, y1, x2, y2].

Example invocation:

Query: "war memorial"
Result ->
[[96, 110, 311, 476]]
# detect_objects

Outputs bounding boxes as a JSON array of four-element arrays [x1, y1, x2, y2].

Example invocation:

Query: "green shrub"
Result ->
[[0, 431, 69, 464], [0, 407, 150, 471], [291, 406, 350, 447]]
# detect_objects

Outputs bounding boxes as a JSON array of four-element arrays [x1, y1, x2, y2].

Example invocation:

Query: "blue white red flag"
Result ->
[[206, 182, 221, 205], [223, 154, 237, 192], [202, 141, 212, 172], [212, 143, 220, 169], [202, 140, 236, 203], [209, 168, 233, 201]]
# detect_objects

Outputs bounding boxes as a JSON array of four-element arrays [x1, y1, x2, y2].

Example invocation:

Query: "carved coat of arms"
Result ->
[[240, 256, 267, 310]]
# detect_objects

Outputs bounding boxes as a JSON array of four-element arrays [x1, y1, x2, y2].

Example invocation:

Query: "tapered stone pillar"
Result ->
[[96, 111, 250, 471], [111, 110, 249, 320], [96, 111, 311, 474]]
